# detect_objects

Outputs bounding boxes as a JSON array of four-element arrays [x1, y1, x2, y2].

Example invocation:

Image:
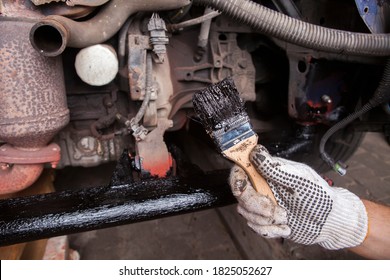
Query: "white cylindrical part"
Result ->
[[75, 44, 119, 86]]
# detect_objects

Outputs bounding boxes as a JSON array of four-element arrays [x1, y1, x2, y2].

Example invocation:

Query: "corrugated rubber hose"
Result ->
[[193, 0, 390, 56]]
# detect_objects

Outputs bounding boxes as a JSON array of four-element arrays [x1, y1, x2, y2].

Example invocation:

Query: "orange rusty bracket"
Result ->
[[134, 119, 174, 178]]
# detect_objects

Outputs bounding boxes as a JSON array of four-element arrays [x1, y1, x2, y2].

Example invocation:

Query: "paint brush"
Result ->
[[192, 77, 277, 203]]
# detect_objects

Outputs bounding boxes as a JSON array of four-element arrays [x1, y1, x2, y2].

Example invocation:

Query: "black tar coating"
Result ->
[[192, 77, 246, 133]]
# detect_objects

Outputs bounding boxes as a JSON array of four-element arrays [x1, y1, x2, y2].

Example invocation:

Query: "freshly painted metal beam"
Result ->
[[0, 169, 235, 246]]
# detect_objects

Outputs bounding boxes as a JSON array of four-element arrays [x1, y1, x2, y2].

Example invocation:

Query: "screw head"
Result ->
[[321, 95, 332, 104], [0, 163, 11, 171]]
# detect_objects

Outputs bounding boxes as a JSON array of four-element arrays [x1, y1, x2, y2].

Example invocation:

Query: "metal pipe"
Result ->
[[0, 164, 44, 195], [65, 0, 111, 6], [0, 20, 69, 194], [197, 7, 216, 49], [31, 0, 111, 6], [0, 170, 235, 246], [30, 0, 191, 56], [167, 9, 221, 32]]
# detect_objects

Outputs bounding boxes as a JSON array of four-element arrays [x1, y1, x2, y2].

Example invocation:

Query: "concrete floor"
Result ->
[[69, 133, 390, 259]]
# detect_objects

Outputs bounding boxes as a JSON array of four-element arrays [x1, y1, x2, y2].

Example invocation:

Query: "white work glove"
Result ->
[[229, 145, 368, 250]]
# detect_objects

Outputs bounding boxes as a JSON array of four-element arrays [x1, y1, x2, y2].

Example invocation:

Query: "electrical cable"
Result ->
[[319, 59, 390, 175], [193, 0, 390, 56]]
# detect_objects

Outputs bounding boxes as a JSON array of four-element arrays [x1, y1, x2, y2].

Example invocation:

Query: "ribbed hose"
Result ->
[[193, 0, 390, 56], [320, 59, 390, 175]]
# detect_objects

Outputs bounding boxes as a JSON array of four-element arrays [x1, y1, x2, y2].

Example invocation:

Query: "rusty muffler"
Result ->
[[0, 20, 69, 195]]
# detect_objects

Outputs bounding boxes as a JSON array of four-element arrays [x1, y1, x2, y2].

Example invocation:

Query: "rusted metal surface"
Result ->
[[1, 0, 96, 20], [128, 34, 150, 101], [0, 143, 61, 165], [127, 19, 174, 128], [181, 30, 255, 101], [168, 27, 256, 130], [31, 0, 63, 5], [67, 0, 110, 6], [0, 0, 44, 19], [40, 4, 95, 19], [31, 0, 110, 6], [135, 119, 174, 178], [0, 164, 44, 195], [0, 20, 69, 148], [29, 0, 190, 56], [0, 19, 69, 194]]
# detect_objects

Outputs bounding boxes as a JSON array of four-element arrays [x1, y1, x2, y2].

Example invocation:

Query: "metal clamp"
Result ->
[[0, 143, 61, 168]]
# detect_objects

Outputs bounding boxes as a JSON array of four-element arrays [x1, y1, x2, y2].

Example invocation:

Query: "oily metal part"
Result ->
[[0, 20, 69, 148]]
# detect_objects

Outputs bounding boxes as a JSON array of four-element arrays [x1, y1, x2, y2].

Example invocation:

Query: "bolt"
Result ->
[[321, 95, 332, 104], [0, 163, 11, 170]]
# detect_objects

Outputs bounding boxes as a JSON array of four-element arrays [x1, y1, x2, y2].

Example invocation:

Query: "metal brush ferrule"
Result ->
[[211, 116, 255, 151]]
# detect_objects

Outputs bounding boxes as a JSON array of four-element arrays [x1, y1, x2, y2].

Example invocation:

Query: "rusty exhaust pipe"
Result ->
[[0, 164, 44, 195], [30, 0, 190, 56], [0, 20, 69, 194]]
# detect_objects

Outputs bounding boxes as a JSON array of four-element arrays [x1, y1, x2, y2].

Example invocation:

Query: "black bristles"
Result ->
[[192, 77, 246, 132]]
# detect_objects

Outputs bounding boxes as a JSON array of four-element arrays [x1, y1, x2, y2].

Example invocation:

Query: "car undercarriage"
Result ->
[[0, 0, 389, 246]]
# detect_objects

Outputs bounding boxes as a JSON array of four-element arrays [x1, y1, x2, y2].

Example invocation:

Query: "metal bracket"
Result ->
[[134, 118, 173, 177], [0, 143, 61, 167]]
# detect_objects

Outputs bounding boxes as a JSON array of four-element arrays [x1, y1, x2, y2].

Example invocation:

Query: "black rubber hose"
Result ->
[[319, 59, 390, 175], [193, 0, 390, 56]]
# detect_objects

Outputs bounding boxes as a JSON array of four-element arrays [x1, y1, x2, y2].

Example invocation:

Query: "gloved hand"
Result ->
[[229, 145, 368, 250]]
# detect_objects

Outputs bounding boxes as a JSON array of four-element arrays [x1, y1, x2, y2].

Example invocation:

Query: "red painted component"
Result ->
[[140, 152, 173, 178], [135, 119, 174, 178]]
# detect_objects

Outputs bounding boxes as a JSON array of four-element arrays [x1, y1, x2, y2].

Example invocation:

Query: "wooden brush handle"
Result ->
[[223, 135, 277, 204]]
